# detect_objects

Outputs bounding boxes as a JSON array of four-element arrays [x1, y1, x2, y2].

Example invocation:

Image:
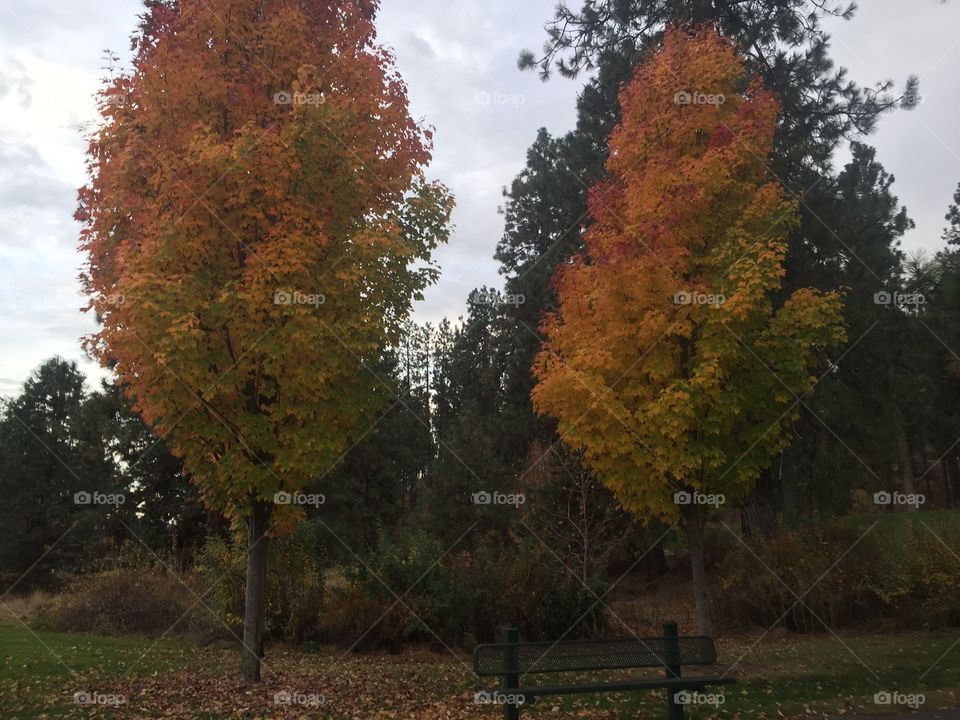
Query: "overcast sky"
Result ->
[[1, 0, 958, 397]]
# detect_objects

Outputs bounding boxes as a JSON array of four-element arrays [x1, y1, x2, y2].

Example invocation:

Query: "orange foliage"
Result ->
[[77, 0, 452, 526], [532, 27, 845, 521]]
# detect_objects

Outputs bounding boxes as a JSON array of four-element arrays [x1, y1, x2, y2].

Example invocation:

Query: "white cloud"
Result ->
[[0, 0, 958, 396]]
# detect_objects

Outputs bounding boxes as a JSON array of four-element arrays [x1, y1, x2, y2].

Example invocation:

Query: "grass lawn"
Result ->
[[1, 624, 958, 718]]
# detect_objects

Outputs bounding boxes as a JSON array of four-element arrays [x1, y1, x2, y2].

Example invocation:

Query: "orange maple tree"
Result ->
[[77, 0, 451, 679], [532, 26, 845, 633]]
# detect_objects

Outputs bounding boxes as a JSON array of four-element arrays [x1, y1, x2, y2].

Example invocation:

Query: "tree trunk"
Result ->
[[241, 499, 271, 681], [947, 452, 960, 509], [942, 453, 954, 509], [681, 504, 712, 635], [780, 450, 800, 522], [642, 536, 668, 580], [741, 467, 778, 538], [894, 417, 918, 511]]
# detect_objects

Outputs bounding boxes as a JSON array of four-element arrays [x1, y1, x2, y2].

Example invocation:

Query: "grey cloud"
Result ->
[[407, 33, 437, 59], [0, 140, 75, 215], [0, 57, 33, 107]]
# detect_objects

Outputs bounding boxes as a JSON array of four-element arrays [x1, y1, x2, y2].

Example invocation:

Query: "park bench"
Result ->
[[472, 622, 735, 719]]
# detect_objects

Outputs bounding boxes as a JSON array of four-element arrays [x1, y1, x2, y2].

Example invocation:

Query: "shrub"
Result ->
[[190, 537, 246, 637], [192, 523, 325, 641], [268, 524, 325, 641], [714, 514, 960, 631], [35, 564, 200, 635], [715, 521, 885, 631], [321, 527, 466, 650], [39, 524, 325, 641], [469, 539, 604, 642], [877, 521, 960, 627], [320, 527, 604, 649]]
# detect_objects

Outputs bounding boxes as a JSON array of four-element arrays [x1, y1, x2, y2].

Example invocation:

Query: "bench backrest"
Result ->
[[473, 636, 717, 677]]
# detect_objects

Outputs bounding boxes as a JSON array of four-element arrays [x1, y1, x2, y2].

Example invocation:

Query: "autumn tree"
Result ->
[[77, 0, 451, 680], [500, 0, 923, 534], [532, 27, 845, 634]]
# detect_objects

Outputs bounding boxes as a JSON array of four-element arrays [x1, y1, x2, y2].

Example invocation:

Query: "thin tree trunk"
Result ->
[[241, 498, 271, 681], [948, 452, 960, 508], [894, 416, 918, 511], [740, 467, 778, 538], [681, 504, 712, 635], [643, 537, 668, 580], [780, 449, 800, 522], [942, 453, 954, 509]]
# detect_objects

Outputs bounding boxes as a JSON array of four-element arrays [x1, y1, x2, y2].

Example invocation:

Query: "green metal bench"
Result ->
[[472, 622, 735, 719]]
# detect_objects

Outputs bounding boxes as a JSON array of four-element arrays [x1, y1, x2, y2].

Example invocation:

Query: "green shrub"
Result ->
[[268, 524, 325, 641], [192, 524, 325, 641], [876, 521, 960, 626], [715, 521, 884, 631], [468, 538, 603, 642], [321, 527, 465, 650], [715, 513, 960, 631], [320, 527, 604, 649], [190, 537, 246, 637]]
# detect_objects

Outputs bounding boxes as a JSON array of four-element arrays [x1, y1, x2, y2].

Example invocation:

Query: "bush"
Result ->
[[192, 523, 325, 641], [715, 521, 883, 631], [39, 524, 325, 641], [36, 564, 200, 635], [268, 524, 325, 641], [468, 539, 604, 642], [714, 513, 960, 631], [321, 527, 467, 650], [877, 521, 960, 626], [320, 527, 604, 649], [190, 537, 246, 637]]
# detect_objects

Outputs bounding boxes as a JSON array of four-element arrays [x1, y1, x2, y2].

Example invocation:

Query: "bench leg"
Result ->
[[502, 626, 521, 720], [503, 679, 520, 720], [664, 622, 684, 720], [667, 693, 685, 720]]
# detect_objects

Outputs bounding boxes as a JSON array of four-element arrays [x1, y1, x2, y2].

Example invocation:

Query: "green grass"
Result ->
[[0, 625, 224, 718], [1, 624, 959, 718], [0, 626, 203, 679], [536, 630, 960, 717]]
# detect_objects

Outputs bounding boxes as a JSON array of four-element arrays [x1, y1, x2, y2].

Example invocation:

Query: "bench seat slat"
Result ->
[[511, 676, 736, 703], [473, 636, 718, 676]]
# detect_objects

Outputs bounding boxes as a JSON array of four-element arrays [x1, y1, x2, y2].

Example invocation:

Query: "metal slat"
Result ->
[[473, 636, 717, 676]]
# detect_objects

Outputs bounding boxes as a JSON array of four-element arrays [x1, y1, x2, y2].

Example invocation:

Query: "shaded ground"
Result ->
[[1, 624, 959, 718], [835, 714, 960, 720]]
